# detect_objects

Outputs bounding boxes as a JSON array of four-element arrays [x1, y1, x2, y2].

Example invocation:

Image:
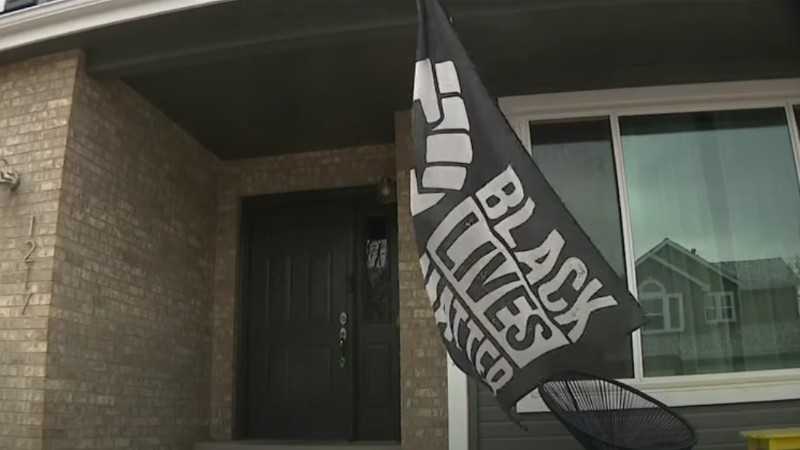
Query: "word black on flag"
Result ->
[[411, 0, 645, 411]]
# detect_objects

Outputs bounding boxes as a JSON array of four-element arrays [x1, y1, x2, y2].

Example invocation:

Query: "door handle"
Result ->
[[338, 327, 347, 369]]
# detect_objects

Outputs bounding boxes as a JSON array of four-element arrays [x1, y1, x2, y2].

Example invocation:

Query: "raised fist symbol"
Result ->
[[411, 59, 474, 216]]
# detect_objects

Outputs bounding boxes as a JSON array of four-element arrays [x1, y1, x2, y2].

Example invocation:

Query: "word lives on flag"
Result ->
[[410, 0, 645, 410]]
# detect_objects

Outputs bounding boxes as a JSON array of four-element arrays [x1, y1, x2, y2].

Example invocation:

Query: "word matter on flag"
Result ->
[[410, 0, 645, 411]]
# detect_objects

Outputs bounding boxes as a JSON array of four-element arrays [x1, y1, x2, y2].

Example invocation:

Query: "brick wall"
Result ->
[[210, 145, 396, 439], [394, 112, 448, 450], [0, 52, 78, 450], [208, 117, 449, 450], [0, 51, 449, 450], [43, 56, 220, 449]]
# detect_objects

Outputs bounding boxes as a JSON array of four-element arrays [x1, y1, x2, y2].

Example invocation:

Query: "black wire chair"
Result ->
[[539, 371, 697, 450]]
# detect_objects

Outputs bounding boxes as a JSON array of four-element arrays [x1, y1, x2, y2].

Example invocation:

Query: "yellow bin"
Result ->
[[741, 428, 800, 450]]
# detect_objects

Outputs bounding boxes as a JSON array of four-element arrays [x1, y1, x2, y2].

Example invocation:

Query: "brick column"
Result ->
[[0, 50, 221, 450], [395, 111, 448, 450], [44, 54, 220, 450], [0, 52, 79, 450]]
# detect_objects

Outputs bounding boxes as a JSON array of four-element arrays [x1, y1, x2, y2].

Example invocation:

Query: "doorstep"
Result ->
[[194, 442, 401, 450]]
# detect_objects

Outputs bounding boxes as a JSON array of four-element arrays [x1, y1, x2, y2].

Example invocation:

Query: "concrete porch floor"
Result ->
[[194, 442, 401, 450]]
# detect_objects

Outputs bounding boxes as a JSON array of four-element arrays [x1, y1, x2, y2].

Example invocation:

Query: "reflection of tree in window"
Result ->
[[365, 217, 389, 324]]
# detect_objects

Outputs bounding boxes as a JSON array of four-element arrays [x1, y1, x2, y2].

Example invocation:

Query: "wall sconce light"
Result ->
[[376, 176, 396, 204], [0, 159, 20, 191]]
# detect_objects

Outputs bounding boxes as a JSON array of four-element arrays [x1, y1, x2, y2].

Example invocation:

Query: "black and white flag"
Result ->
[[411, 0, 645, 411]]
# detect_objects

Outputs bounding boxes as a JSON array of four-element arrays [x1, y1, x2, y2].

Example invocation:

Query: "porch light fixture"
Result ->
[[376, 176, 396, 204], [0, 159, 20, 191]]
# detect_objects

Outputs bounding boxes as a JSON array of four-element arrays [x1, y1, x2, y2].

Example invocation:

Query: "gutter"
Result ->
[[0, 0, 235, 52]]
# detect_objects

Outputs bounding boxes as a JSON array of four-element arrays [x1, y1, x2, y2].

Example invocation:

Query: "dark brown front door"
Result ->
[[239, 191, 399, 442]]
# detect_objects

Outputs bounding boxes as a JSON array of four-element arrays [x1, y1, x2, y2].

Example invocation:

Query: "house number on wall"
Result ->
[[20, 215, 36, 315]]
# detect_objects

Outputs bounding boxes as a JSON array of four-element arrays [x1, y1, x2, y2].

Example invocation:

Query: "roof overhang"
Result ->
[[0, 0, 234, 51], [2, 0, 800, 159]]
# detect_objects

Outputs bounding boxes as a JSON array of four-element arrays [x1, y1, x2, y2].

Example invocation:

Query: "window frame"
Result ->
[[499, 78, 800, 412], [704, 292, 736, 324], [638, 279, 685, 334]]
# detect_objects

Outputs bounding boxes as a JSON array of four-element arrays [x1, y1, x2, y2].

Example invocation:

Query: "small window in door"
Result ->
[[364, 216, 390, 324]]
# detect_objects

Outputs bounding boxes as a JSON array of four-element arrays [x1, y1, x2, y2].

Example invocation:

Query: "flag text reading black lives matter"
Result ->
[[419, 166, 616, 389], [411, 0, 644, 409]]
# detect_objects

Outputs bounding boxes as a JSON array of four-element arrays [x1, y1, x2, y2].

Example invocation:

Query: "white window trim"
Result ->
[[448, 356, 469, 450], [495, 78, 800, 413], [705, 292, 736, 324], [518, 368, 800, 412]]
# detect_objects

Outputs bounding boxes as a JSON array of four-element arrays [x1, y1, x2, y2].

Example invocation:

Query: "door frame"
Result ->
[[352, 189, 401, 441], [233, 185, 399, 441]]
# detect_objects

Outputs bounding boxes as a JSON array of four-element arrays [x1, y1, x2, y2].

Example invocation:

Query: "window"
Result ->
[[529, 119, 626, 277], [704, 292, 735, 324], [503, 80, 800, 410], [621, 107, 800, 377], [363, 216, 390, 324], [529, 118, 632, 379], [638, 280, 684, 334]]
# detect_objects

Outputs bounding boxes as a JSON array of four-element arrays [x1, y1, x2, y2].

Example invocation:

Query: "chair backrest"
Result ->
[[539, 371, 697, 450]]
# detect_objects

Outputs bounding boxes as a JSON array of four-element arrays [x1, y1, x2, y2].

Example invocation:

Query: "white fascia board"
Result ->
[[0, 0, 234, 51]]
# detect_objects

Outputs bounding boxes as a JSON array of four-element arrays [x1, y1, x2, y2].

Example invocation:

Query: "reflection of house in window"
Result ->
[[635, 238, 800, 376], [638, 279, 684, 334], [704, 292, 735, 323]]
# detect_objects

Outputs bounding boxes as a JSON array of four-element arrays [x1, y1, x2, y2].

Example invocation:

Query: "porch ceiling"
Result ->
[[13, 0, 800, 159]]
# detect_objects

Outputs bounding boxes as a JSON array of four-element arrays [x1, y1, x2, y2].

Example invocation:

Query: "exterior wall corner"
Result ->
[[395, 109, 449, 450], [0, 50, 82, 450]]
